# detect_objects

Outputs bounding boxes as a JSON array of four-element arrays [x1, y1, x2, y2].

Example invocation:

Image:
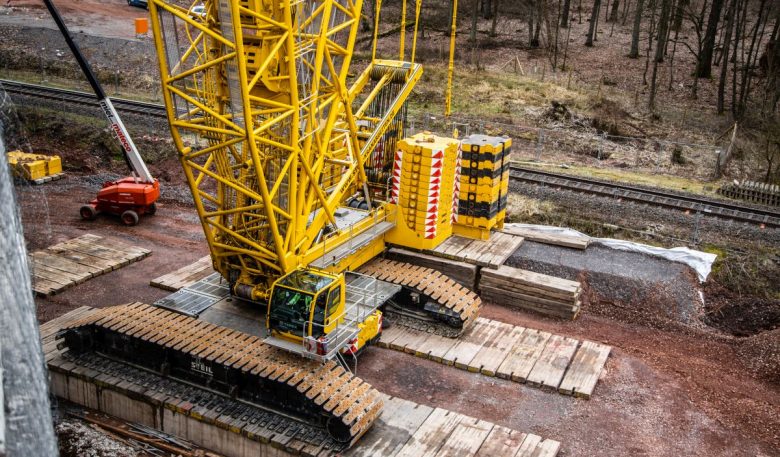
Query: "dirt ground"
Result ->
[[15, 173, 779, 457], [2, 1, 778, 455]]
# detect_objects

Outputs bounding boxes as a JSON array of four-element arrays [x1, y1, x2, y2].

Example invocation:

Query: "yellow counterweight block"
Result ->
[[7, 151, 62, 181], [385, 133, 459, 250], [453, 134, 512, 240]]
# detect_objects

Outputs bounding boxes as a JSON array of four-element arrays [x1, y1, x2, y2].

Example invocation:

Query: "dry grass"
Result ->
[[514, 160, 725, 197], [408, 62, 593, 121], [505, 193, 555, 221]]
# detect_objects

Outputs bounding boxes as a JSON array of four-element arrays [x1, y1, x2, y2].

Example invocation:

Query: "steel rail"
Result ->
[[0, 79, 167, 118], [4, 80, 778, 227], [509, 165, 780, 228]]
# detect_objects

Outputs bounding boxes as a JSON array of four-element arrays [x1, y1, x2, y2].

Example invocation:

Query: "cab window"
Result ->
[[327, 286, 341, 318], [312, 292, 327, 337]]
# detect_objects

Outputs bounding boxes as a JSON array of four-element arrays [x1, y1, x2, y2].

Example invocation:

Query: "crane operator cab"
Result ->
[[267, 269, 383, 359]]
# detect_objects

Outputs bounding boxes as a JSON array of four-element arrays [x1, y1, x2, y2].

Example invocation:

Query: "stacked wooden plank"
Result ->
[[480, 265, 582, 320], [429, 232, 524, 269], [149, 255, 212, 291], [386, 248, 478, 289], [378, 317, 611, 399], [501, 225, 589, 250], [30, 234, 150, 296]]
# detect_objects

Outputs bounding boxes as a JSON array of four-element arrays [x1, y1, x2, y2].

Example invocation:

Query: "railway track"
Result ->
[[509, 165, 780, 228], [3, 80, 778, 228], [0, 79, 167, 118]]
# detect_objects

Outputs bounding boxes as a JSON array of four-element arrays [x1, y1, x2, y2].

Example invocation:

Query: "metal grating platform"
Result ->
[[154, 273, 229, 317], [309, 221, 394, 269]]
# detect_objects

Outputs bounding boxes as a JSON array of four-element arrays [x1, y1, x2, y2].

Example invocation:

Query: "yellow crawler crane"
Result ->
[[146, 0, 479, 350], [55, 0, 493, 449]]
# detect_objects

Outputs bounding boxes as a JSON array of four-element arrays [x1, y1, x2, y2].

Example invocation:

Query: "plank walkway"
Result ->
[[41, 308, 562, 457], [29, 234, 150, 296], [149, 255, 213, 291], [429, 232, 524, 269], [379, 317, 611, 399]]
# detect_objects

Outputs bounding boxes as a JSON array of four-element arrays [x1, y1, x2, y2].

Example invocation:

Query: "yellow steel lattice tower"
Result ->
[[149, 0, 422, 299]]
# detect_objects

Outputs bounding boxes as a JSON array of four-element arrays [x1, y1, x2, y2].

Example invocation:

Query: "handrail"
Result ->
[[298, 271, 383, 359]]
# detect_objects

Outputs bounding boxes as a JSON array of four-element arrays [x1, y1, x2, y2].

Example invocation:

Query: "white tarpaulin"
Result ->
[[505, 223, 718, 282]]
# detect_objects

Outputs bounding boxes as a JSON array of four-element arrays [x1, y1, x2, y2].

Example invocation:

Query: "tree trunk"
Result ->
[[737, 0, 768, 117], [554, 0, 562, 67], [609, 0, 620, 22], [561, 0, 572, 28], [470, 0, 479, 43], [622, 0, 632, 24], [481, 0, 492, 19], [717, 0, 736, 113], [361, 0, 374, 31], [643, 0, 658, 86], [529, 3, 536, 46], [490, 0, 500, 36], [534, 0, 544, 46], [672, 0, 688, 32], [697, 0, 725, 78], [629, 0, 646, 57], [650, 0, 673, 109], [586, 0, 602, 46]]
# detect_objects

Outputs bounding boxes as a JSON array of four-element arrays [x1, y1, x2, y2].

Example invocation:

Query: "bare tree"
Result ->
[[629, 0, 647, 57], [697, 0, 725, 78], [650, 0, 673, 109], [586, 0, 603, 46], [672, 0, 688, 31], [561, 0, 572, 27], [609, 0, 621, 22], [717, 0, 736, 113], [470, 0, 480, 43], [490, 0, 500, 37], [736, 0, 770, 117]]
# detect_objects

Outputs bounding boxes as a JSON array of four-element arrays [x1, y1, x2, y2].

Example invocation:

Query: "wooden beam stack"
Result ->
[[387, 248, 478, 289], [480, 265, 581, 320]]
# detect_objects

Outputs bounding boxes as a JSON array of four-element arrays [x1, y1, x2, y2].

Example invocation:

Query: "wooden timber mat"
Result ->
[[378, 317, 611, 399], [30, 233, 150, 296], [149, 255, 213, 291], [429, 232, 525, 269]]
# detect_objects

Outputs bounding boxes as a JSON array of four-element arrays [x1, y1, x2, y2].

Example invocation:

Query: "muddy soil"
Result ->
[[2, 2, 778, 455], [13, 173, 779, 456]]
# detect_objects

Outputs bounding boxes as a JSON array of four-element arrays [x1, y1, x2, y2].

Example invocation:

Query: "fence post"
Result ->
[[690, 206, 703, 247], [535, 129, 545, 161], [654, 142, 664, 173], [597, 134, 605, 160]]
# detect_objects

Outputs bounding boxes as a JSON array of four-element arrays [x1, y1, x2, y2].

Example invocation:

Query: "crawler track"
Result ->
[[57, 303, 383, 448], [358, 259, 482, 337], [0, 79, 167, 118], [510, 165, 780, 228]]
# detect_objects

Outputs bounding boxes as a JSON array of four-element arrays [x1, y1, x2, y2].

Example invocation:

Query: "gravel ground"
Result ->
[[56, 419, 138, 457], [508, 241, 706, 328]]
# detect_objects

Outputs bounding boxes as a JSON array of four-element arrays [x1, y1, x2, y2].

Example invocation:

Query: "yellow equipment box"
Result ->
[[7, 151, 63, 183]]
